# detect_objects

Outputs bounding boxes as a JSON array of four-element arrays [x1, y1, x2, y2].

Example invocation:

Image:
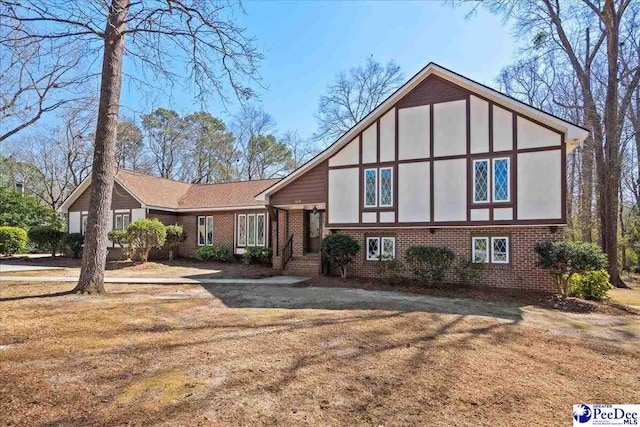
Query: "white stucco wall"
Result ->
[[433, 159, 467, 222], [328, 168, 359, 223], [379, 211, 395, 223], [517, 116, 561, 150], [470, 208, 489, 221], [398, 105, 430, 160], [517, 150, 562, 219], [379, 108, 396, 162], [433, 100, 466, 157], [362, 212, 376, 223], [68, 212, 81, 233], [493, 105, 513, 152], [493, 207, 513, 221], [470, 96, 489, 154], [398, 162, 430, 222], [362, 122, 377, 164], [329, 137, 359, 167]]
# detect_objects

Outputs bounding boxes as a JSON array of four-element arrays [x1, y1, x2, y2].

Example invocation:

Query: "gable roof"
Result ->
[[256, 62, 590, 202], [58, 169, 279, 213]]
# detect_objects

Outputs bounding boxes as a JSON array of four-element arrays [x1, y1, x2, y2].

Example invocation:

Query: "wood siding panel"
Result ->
[[69, 182, 141, 211], [397, 75, 467, 109], [270, 160, 328, 206]]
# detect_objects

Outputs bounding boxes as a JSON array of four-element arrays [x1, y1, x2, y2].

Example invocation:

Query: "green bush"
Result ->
[[405, 246, 456, 284], [195, 244, 231, 262], [570, 269, 613, 301], [0, 226, 28, 255], [62, 232, 84, 258], [0, 187, 59, 229], [127, 218, 166, 262], [454, 257, 484, 285], [375, 258, 406, 284], [243, 246, 273, 265], [321, 233, 360, 278], [108, 229, 132, 260], [165, 224, 187, 260], [27, 226, 66, 256], [535, 240, 608, 297]]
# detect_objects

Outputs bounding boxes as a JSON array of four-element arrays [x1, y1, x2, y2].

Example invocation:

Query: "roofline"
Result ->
[[256, 62, 589, 200], [146, 205, 266, 213], [57, 173, 147, 213]]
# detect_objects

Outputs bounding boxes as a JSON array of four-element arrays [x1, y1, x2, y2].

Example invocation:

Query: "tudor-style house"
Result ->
[[58, 62, 588, 292], [256, 63, 588, 291]]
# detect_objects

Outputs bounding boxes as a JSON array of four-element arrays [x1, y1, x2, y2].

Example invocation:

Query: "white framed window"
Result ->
[[81, 215, 88, 235], [379, 167, 393, 207], [366, 236, 396, 261], [472, 236, 510, 264], [491, 237, 509, 264], [206, 216, 213, 245], [366, 237, 380, 261], [237, 214, 246, 247], [473, 159, 490, 203], [381, 237, 396, 260], [247, 214, 256, 246], [472, 237, 489, 263], [492, 157, 510, 202], [256, 213, 266, 246], [364, 168, 378, 208], [197, 216, 206, 246], [114, 213, 130, 230]]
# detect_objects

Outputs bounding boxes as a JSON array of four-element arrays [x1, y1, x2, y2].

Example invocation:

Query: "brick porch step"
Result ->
[[284, 254, 321, 276]]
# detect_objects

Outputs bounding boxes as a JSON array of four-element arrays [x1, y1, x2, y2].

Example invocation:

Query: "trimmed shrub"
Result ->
[[570, 269, 613, 301], [243, 246, 273, 265], [195, 245, 230, 262], [454, 256, 484, 285], [321, 233, 360, 278], [535, 240, 608, 297], [165, 224, 187, 260], [62, 233, 84, 258], [27, 226, 66, 256], [108, 229, 132, 260], [375, 258, 406, 284], [405, 246, 456, 284], [0, 226, 28, 255], [127, 218, 166, 263]]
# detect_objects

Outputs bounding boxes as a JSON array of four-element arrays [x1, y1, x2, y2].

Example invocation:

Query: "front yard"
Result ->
[[1, 280, 638, 426]]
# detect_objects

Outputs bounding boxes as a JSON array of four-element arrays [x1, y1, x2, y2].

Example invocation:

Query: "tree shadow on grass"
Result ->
[[200, 283, 524, 322], [0, 289, 75, 302]]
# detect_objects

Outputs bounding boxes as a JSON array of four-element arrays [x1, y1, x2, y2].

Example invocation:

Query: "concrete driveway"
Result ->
[[0, 263, 64, 273]]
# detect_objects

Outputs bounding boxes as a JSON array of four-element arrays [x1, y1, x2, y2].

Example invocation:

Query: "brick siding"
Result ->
[[334, 227, 561, 292], [177, 212, 235, 258]]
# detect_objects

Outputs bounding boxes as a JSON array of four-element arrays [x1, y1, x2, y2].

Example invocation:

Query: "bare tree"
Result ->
[[314, 56, 404, 143], [1, 0, 261, 293], [281, 130, 319, 171], [115, 119, 144, 171], [480, 0, 640, 287], [0, 24, 90, 142], [142, 108, 187, 179]]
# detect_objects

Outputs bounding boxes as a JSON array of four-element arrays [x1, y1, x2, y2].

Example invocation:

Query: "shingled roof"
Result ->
[[58, 169, 279, 212]]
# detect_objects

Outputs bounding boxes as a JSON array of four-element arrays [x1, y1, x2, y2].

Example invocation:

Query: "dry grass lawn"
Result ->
[[1, 281, 638, 426]]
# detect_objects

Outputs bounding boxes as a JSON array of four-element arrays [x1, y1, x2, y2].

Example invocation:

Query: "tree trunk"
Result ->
[[74, 0, 129, 295], [579, 138, 594, 242]]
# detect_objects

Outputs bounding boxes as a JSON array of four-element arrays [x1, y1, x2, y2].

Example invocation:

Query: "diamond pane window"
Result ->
[[472, 237, 489, 263], [379, 168, 393, 207], [365, 169, 377, 207], [247, 214, 256, 246], [256, 214, 265, 246], [473, 160, 489, 203], [493, 158, 509, 202], [491, 237, 509, 263], [366, 237, 380, 261], [237, 215, 246, 246], [381, 237, 396, 260]]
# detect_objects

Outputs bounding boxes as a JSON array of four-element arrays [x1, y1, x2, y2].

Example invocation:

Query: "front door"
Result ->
[[305, 210, 323, 253]]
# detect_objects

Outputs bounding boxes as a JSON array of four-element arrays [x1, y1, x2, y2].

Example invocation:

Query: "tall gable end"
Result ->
[[397, 75, 467, 109]]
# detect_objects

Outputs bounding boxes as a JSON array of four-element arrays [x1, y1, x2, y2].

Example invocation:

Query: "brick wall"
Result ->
[[325, 226, 562, 292], [177, 212, 235, 258], [289, 209, 305, 256]]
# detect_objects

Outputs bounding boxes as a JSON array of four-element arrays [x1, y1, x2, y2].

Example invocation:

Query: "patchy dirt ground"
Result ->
[[1, 281, 638, 426], [0, 257, 273, 279]]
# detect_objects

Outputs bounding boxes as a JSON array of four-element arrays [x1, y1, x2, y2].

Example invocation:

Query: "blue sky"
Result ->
[[122, 2, 516, 141]]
